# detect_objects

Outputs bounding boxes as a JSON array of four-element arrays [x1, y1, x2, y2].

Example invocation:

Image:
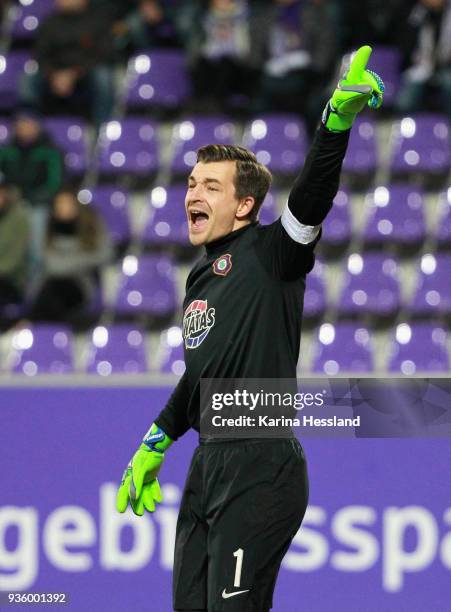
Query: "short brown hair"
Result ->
[[196, 144, 272, 222]]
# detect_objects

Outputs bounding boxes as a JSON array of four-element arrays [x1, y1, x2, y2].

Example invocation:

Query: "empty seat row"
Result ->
[[112, 251, 451, 321], [305, 252, 451, 319], [4, 321, 448, 376], [96, 114, 450, 183], [312, 321, 449, 374], [5, 323, 185, 376]]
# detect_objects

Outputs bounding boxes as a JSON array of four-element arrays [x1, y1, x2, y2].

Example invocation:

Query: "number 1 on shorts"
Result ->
[[233, 548, 244, 587]]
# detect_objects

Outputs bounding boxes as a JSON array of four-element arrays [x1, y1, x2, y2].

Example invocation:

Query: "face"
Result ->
[[53, 192, 79, 221], [140, 0, 162, 21], [422, 0, 445, 8], [15, 118, 40, 144], [185, 161, 254, 246], [56, 0, 87, 12], [210, 0, 237, 11]]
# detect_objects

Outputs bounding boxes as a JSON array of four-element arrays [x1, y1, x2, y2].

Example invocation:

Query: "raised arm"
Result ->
[[260, 46, 384, 279], [284, 45, 384, 236]]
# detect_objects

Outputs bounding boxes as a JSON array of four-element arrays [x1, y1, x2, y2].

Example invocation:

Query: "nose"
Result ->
[[189, 182, 205, 199]]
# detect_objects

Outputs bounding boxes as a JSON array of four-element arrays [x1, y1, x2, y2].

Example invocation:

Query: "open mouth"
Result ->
[[189, 209, 210, 231]]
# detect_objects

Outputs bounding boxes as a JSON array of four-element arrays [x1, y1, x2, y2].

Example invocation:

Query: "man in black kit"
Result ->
[[116, 46, 384, 611]]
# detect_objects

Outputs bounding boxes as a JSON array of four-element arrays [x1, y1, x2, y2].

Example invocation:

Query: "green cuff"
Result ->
[[142, 422, 174, 452]]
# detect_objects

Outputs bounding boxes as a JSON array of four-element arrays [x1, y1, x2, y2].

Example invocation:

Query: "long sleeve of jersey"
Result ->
[[154, 372, 192, 441], [287, 123, 350, 226], [257, 123, 350, 280]]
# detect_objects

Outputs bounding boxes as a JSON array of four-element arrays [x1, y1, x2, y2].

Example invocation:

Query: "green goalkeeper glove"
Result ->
[[323, 45, 385, 132], [116, 423, 173, 516]]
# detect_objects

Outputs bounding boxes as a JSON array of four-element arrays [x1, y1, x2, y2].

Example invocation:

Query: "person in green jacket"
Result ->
[[0, 107, 64, 275], [0, 176, 30, 307]]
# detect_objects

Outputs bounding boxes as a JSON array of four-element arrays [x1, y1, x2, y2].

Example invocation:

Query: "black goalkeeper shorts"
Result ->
[[173, 437, 309, 612]]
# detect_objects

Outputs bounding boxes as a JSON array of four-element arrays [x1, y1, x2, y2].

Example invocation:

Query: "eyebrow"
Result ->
[[188, 176, 222, 185]]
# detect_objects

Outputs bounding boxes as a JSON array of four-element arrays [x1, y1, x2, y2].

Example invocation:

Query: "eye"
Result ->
[[208, 186, 219, 191]]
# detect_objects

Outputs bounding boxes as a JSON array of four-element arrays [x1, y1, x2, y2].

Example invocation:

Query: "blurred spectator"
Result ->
[[29, 188, 112, 322], [0, 177, 30, 307], [340, 0, 409, 49], [182, 0, 256, 112], [114, 0, 180, 56], [20, 0, 115, 128], [0, 107, 64, 272], [256, 0, 338, 128], [0, 0, 8, 26], [91, 0, 135, 20], [396, 0, 451, 117]]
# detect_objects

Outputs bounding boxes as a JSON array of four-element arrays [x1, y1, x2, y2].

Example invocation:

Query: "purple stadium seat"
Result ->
[[312, 322, 373, 374], [343, 118, 378, 179], [242, 115, 307, 176], [115, 254, 177, 317], [78, 186, 131, 246], [321, 189, 351, 248], [159, 326, 185, 375], [10, 325, 73, 375], [170, 117, 236, 176], [303, 260, 326, 319], [10, 0, 55, 42], [388, 322, 449, 374], [259, 190, 278, 225], [338, 253, 401, 318], [363, 185, 426, 247], [0, 51, 34, 111], [142, 185, 189, 246], [44, 117, 88, 177], [390, 114, 450, 178], [97, 118, 159, 180], [86, 324, 148, 375], [126, 50, 191, 111], [436, 189, 451, 247], [410, 253, 451, 316], [367, 46, 401, 106]]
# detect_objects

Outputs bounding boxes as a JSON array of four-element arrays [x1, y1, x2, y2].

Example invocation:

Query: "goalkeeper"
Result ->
[[116, 46, 384, 611]]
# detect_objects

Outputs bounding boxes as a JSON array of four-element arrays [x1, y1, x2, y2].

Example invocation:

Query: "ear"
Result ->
[[236, 196, 255, 220]]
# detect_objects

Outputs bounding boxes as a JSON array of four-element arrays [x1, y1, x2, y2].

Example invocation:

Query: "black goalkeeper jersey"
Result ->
[[155, 124, 350, 440]]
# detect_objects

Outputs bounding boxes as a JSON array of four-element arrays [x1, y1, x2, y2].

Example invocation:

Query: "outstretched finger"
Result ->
[[347, 45, 372, 81]]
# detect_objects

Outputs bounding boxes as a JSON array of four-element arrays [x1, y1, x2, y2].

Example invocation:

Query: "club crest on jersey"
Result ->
[[213, 253, 232, 276], [183, 299, 216, 349]]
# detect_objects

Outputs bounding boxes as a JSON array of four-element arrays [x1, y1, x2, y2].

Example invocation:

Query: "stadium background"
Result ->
[[0, 1, 450, 610]]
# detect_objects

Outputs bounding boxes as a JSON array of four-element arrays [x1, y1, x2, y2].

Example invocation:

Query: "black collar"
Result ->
[[205, 222, 257, 256]]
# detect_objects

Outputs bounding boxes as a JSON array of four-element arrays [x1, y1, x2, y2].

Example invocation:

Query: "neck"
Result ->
[[205, 220, 256, 255], [231, 218, 251, 232]]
